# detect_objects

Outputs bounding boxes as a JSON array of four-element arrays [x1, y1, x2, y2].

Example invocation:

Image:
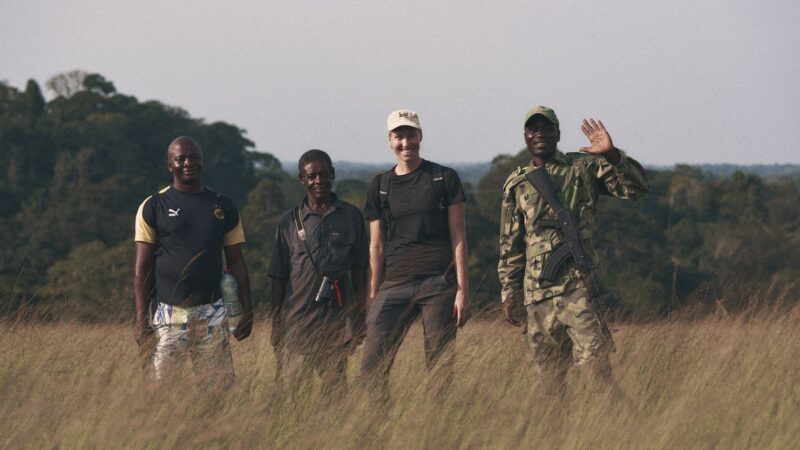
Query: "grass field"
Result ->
[[1, 306, 798, 449]]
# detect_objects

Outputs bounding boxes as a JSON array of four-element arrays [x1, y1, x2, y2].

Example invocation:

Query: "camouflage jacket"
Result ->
[[498, 149, 648, 305]]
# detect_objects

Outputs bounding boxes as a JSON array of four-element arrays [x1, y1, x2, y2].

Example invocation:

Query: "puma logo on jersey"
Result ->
[[168, 208, 180, 217]]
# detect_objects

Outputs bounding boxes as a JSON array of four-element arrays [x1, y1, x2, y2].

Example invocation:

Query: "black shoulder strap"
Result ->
[[379, 168, 392, 210], [292, 207, 322, 277], [378, 169, 394, 236], [292, 206, 307, 242], [525, 167, 564, 213], [429, 161, 447, 209]]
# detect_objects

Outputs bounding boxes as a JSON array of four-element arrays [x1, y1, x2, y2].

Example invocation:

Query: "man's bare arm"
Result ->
[[134, 242, 156, 347], [447, 201, 469, 327], [367, 220, 385, 304]]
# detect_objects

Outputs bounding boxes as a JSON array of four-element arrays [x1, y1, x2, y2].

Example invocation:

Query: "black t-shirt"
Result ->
[[134, 186, 245, 306], [364, 160, 465, 281]]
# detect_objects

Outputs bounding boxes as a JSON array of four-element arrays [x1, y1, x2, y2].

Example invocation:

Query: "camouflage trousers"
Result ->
[[525, 280, 611, 389], [151, 299, 235, 388]]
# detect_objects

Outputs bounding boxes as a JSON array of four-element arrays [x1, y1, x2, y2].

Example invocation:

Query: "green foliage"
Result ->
[[335, 178, 368, 210], [23, 80, 45, 116], [465, 151, 800, 316], [0, 72, 290, 316], [1, 72, 797, 321], [39, 241, 133, 321], [475, 150, 530, 222], [240, 178, 292, 304]]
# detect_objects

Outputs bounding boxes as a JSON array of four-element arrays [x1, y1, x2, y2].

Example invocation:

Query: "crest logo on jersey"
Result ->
[[214, 206, 225, 220]]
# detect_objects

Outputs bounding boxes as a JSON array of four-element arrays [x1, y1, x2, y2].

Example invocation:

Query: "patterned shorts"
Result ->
[[151, 299, 235, 386]]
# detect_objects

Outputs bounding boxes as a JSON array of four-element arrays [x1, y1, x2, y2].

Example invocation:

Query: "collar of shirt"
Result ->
[[297, 193, 341, 220], [526, 150, 570, 172]]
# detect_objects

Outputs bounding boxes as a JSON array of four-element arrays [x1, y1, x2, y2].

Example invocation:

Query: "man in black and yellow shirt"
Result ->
[[134, 136, 252, 386]]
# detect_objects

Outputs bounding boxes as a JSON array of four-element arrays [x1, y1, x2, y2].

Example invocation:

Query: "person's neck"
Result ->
[[532, 156, 548, 168], [306, 193, 335, 213], [172, 180, 204, 193], [394, 158, 423, 176], [532, 148, 560, 168]]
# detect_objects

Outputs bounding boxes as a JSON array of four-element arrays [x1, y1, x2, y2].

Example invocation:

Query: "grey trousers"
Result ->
[[360, 273, 457, 397]]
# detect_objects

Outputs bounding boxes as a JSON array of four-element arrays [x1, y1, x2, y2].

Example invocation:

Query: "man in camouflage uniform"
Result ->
[[498, 106, 648, 390]]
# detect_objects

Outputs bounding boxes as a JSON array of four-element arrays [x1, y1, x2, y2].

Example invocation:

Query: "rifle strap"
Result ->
[[526, 168, 592, 276], [525, 167, 563, 214]]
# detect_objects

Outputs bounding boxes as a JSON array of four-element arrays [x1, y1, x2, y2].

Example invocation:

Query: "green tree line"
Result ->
[[1, 72, 797, 321]]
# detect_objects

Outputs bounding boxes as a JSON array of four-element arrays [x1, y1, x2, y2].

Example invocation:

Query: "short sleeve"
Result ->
[[134, 196, 156, 243], [444, 168, 466, 206], [363, 174, 383, 221], [222, 200, 245, 246], [223, 217, 245, 246]]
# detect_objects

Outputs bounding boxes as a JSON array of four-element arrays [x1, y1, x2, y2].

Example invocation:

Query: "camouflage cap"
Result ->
[[387, 109, 421, 131], [523, 106, 559, 128]]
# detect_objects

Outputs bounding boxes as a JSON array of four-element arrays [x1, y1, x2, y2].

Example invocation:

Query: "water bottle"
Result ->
[[221, 271, 242, 333]]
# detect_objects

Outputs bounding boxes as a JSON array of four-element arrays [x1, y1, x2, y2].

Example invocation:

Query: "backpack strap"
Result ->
[[378, 168, 395, 239], [379, 168, 392, 211], [292, 206, 322, 277], [429, 161, 447, 210]]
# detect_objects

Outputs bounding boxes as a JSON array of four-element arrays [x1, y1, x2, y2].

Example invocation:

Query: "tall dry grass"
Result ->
[[1, 305, 799, 449]]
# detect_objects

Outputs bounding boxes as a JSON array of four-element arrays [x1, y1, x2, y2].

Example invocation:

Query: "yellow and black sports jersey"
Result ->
[[134, 186, 245, 306]]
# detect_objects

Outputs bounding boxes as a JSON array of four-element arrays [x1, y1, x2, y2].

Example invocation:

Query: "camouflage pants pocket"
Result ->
[[559, 288, 610, 366]]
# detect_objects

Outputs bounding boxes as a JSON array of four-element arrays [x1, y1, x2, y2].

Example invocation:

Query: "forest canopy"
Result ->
[[1, 72, 798, 321]]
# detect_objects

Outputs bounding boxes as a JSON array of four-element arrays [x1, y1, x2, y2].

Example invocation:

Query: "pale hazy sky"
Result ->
[[2, 0, 798, 165]]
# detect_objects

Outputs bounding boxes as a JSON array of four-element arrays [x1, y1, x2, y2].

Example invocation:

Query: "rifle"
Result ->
[[525, 168, 616, 352]]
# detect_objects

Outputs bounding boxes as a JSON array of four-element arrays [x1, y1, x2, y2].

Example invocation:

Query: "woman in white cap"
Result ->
[[360, 109, 469, 401]]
